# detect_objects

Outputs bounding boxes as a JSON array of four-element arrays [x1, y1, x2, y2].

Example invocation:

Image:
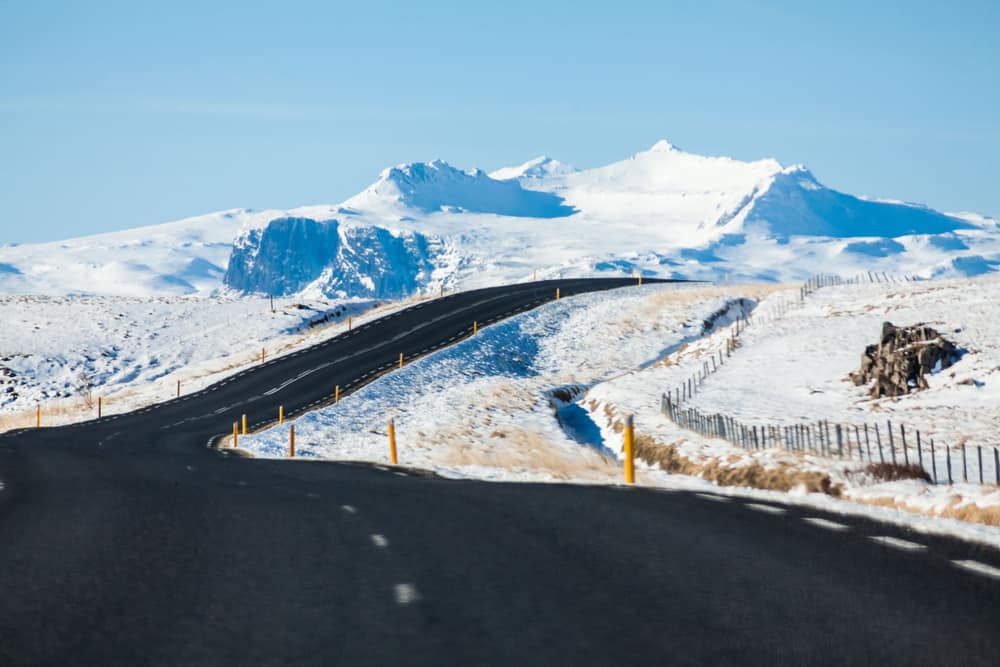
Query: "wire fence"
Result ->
[[660, 272, 999, 486]]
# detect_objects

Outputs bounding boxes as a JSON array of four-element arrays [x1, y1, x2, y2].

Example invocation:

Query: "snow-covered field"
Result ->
[[0, 294, 417, 430], [238, 283, 747, 479], [230, 276, 1000, 544], [2, 272, 999, 543], [584, 275, 1000, 535], [680, 275, 1000, 447]]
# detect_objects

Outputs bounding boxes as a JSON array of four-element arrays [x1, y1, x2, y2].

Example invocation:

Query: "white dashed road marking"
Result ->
[[695, 493, 728, 502], [802, 517, 850, 532], [370, 534, 389, 548], [745, 503, 786, 515], [394, 583, 420, 605], [340, 504, 357, 514], [868, 536, 926, 552], [952, 560, 1000, 580]]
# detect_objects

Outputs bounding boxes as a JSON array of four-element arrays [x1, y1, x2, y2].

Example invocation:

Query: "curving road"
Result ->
[[0, 277, 998, 666]]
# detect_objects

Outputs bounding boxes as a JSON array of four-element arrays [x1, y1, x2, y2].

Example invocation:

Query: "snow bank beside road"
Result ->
[[239, 284, 747, 480], [584, 277, 1000, 531], [0, 294, 397, 429]]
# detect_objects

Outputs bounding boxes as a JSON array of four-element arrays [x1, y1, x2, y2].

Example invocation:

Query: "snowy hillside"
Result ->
[[2, 141, 997, 298], [0, 209, 253, 297], [238, 278, 1000, 540]]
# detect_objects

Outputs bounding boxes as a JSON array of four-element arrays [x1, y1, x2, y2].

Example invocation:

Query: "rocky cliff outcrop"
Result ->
[[850, 322, 960, 398], [224, 217, 441, 298]]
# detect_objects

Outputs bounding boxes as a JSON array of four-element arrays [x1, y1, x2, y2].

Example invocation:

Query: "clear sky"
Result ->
[[1, 0, 997, 244]]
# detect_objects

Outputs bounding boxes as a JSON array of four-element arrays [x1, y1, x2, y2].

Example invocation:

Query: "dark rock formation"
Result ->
[[224, 217, 441, 299], [850, 322, 960, 398]]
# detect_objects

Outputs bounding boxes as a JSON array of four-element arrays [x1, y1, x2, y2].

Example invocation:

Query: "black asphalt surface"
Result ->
[[0, 277, 998, 666]]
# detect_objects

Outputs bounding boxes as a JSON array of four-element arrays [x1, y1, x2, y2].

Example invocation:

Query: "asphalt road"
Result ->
[[0, 277, 998, 666]]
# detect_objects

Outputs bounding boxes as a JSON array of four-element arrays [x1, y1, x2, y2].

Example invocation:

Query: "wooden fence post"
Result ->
[[900, 424, 909, 466], [930, 438, 937, 483], [962, 442, 968, 482], [916, 430, 924, 472], [887, 421, 896, 465], [945, 443, 952, 484]]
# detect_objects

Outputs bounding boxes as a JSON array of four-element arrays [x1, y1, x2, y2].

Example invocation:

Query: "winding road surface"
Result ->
[[1, 278, 998, 665]]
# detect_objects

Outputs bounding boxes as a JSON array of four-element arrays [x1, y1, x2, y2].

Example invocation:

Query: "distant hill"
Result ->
[[1, 140, 996, 297]]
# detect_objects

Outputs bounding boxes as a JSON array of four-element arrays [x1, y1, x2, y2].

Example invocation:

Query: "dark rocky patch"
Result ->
[[850, 321, 960, 398]]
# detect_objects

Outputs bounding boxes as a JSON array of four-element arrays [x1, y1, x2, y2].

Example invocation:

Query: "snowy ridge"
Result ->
[[1, 140, 997, 298]]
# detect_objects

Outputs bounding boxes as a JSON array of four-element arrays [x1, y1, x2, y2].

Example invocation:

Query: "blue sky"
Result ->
[[1, 0, 997, 244]]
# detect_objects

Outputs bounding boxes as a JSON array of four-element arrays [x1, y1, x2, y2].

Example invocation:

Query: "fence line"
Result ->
[[660, 272, 997, 486]]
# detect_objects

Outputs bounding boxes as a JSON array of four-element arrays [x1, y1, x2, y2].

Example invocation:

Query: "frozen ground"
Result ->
[[4, 274, 999, 543], [0, 294, 420, 430], [239, 283, 748, 479], [585, 275, 1000, 536], [239, 278, 1000, 544]]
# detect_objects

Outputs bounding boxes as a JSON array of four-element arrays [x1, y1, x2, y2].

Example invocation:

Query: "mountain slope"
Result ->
[[1, 141, 996, 298]]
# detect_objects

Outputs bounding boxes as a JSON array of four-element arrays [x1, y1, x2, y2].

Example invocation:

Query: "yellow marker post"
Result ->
[[335, 385, 340, 403], [242, 414, 247, 436], [624, 414, 636, 484], [638, 275, 643, 286], [533, 269, 537, 281], [289, 425, 296, 458], [261, 347, 266, 363], [473, 321, 478, 335], [399, 352, 404, 369], [556, 288, 561, 300], [348, 316, 352, 331], [36, 404, 41, 428], [279, 405, 284, 425], [176, 380, 181, 398], [388, 418, 398, 465], [440, 285, 444, 298], [98, 396, 102, 419], [232, 422, 239, 449]]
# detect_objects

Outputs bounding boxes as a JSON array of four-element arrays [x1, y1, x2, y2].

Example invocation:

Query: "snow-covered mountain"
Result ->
[[2, 140, 998, 298]]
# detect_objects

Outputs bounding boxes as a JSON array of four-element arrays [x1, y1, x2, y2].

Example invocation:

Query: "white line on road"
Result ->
[[745, 503, 786, 515], [952, 559, 1000, 580], [394, 583, 420, 605], [370, 534, 389, 548], [868, 536, 926, 552], [341, 504, 357, 514], [695, 493, 728, 502], [802, 517, 850, 532]]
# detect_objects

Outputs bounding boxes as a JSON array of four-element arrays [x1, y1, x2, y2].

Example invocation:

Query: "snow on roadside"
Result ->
[[239, 284, 747, 481], [688, 275, 1000, 449], [583, 277, 1000, 541], [0, 294, 424, 430]]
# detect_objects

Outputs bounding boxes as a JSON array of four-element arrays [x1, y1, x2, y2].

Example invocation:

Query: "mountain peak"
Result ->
[[489, 156, 577, 181], [647, 139, 679, 153]]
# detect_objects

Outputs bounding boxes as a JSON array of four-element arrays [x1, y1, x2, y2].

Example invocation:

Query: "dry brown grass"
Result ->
[[865, 462, 932, 483], [856, 495, 1000, 528], [434, 425, 616, 480], [632, 432, 842, 496]]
